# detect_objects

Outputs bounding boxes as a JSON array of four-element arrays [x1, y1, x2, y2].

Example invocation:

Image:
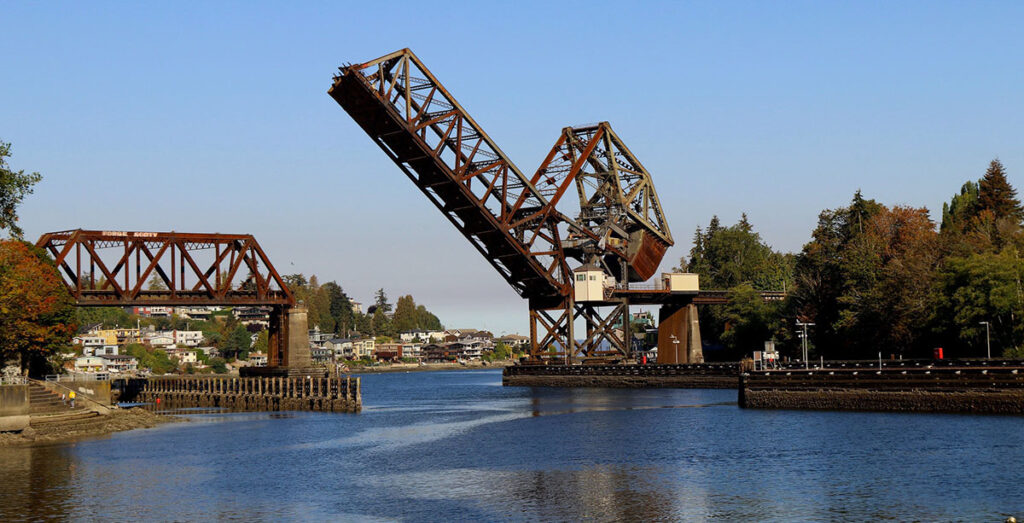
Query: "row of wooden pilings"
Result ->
[[127, 376, 361, 413]]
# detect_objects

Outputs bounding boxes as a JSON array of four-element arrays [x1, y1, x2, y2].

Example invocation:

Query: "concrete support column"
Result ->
[[282, 306, 310, 369], [657, 302, 704, 364]]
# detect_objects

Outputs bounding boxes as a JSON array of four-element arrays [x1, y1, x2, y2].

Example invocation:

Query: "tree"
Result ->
[[792, 191, 884, 358], [978, 159, 1023, 222], [282, 274, 307, 291], [223, 325, 252, 360], [932, 250, 1024, 356], [322, 281, 353, 335], [683, 215, 793, 291], [940, 181, 980, 234], [75, 306, 130, 328], [0, 141, 42, 239], [125, 343, 178, 375], [147, 274, 169, 291], [373, 288, 392, 313], [371, 307, 392, 336], [0, 240, 77, 375], [719, 283, 788, 359], [253, 329, 268, 354], [835, 205, 940, 357], [209, 357, 228, 374], [681, 215, 794, 353]]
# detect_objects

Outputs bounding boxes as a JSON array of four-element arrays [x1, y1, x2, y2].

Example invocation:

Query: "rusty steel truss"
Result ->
[[329, 49, 573, 302], [330, 49, 678, 363], [35, 230, 294, 307], [533, 122, 673, 283]]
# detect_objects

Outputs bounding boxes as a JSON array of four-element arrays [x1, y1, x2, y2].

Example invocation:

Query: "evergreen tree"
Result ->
[[940, 181, 980, 233], [322, 281, 353, 335], [978, 159, 1023, 222], [374, 288, 392, 313], [392, 295, 417, 333]]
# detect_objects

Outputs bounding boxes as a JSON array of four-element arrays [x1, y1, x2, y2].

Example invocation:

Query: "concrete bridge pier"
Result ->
[[267, 306, 311, 369], [657, 302, 703, 364]]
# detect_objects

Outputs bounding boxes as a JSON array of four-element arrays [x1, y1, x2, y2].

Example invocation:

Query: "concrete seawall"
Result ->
[[120, 376, 361, 413], [0, 385, 30, 432], [740, 367, 1024, 414], [502, 364, 739, 389]]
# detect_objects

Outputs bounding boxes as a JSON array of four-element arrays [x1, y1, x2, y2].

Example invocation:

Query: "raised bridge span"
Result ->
[[35, 229, 311, 370], [330, 48, 785, 365]]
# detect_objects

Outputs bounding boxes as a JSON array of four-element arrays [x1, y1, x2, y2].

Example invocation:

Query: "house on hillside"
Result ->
[[497, 334, 529, 349], [99, 354, 138, 374], [422, 343, 459, 363], [374, 343, 403, 362], [74, 356, 107, 373]]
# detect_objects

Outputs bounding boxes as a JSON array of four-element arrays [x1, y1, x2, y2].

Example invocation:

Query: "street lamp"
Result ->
[[796, 321, 815, 369], [670, 334, 680, 364], [979, 321, 991, 359]]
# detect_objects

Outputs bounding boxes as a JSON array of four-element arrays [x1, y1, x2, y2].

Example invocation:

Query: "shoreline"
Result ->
[[346, 361, 513, 374], [0, 407, 181, 448]]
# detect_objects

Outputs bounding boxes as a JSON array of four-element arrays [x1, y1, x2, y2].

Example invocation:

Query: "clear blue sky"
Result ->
[[3, 2, 1023, 335]]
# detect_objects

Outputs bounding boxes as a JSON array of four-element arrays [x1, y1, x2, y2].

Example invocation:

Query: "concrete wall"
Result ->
[[739, 370, 1024, 414], [656, 303, 703, 364], [35, 380, 112, 415], [503, 363, 738, 389], [284, 306, 310, 368], [0, 384, 30, 432]]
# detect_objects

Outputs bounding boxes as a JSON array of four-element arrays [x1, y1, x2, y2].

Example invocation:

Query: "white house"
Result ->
[[248, 352, 268, 366], [165, 347, 197, 364], [173, 330, 204, 347], [325, 338, 354, 359], [400, 343, 423, 360], [99, 354, 138, 373], [144, 331, 176, 347], [86, 345, 120, 357], [353, 338, 375, 359], [74, 356, 107, 373]]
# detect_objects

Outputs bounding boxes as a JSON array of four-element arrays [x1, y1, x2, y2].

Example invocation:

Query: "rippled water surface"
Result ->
[[1, 369, 1022, 521]]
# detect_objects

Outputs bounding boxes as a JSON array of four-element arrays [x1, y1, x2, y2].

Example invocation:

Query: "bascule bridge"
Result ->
[[328, 48, 768, 364]]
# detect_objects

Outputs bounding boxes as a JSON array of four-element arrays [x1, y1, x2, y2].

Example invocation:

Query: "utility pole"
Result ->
[[796, 321, 815, 369], [979, 321, 991, 359]]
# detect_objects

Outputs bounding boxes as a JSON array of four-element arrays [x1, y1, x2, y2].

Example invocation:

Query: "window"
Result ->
[[576, 274, 586, 282], [590, 275, 597, 281]]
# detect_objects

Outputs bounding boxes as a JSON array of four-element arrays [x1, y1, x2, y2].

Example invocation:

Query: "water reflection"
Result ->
[[0, 444, 77, 522], [0, 369, 1021, 521]]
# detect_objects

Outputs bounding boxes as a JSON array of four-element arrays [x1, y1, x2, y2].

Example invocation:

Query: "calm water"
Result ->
[[1, 369, 1022, 521]]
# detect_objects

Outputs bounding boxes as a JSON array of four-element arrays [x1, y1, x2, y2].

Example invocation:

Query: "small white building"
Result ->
[[99, 354, 138, 373], [165, 347, 197, 364], [85, 345, 120, 357], [74, 356, 107, 373], [574, 264, 611, 302], [661, 272, 700, 293], [400, 343, 423, 360], [353, 338, 375, 359], [248, 352, 268, 367], [173, 330, 205, 347]]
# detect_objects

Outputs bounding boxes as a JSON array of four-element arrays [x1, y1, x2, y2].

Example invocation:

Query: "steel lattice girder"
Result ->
[[329, 48, 576, 301], [528, 298, 632, 362], [531, 122, 673, 282], [35, 229, 295, 307]]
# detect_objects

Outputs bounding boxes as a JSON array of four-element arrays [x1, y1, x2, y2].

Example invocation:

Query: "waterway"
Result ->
[[1, 369, 1021, 521]]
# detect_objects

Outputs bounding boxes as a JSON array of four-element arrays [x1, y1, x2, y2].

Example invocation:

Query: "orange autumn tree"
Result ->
[[0, 240, 76, 375]]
